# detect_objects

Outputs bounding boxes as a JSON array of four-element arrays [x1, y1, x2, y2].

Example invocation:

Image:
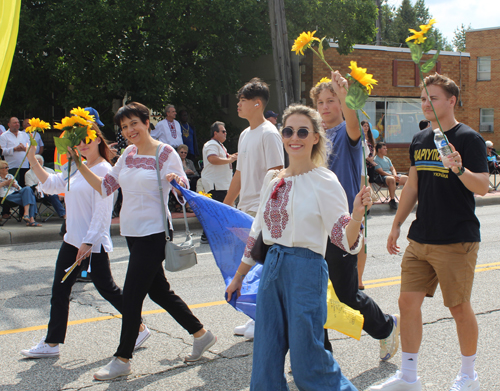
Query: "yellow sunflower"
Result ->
[[25, 118, 51, 133], [70, 107, 96, 122], [198, 191, 213, 198], [85, 128, 97, 144], [349, 61, 378, 94], [54, 116, 74, 130], [316, 77, 332, 87], [406, 29, 427, 44], [291, 31, 320, 55], [419, 18, 436, 34]]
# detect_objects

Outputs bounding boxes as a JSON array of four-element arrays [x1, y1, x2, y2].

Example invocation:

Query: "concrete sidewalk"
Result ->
[[1, 190, 499, 246]]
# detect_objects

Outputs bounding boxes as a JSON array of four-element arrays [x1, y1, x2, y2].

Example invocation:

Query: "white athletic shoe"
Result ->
[[94, 357, 132, 381], [20, 337, 60, 358], [134, 324, 150, 350], [243, 321, 255, 340], [233, 319, 254, 336], [380, 314, 400, 360], [449, 372, 480, 391], [370, 371, 422, 390], [184, 330, 217, 362]]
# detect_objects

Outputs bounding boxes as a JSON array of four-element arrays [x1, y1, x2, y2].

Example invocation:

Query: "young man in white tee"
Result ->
[[224, 77, 284, 339]]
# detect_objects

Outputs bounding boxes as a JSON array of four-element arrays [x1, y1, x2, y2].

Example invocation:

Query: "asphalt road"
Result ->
[[0, 204, 499, 391]]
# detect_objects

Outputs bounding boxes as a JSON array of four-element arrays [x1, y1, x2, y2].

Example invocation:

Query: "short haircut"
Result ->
[[376, 141, 386, 153], [114, 102, 150, 127], [419, 120, 430, 130], [236, 78, 270, 107], [210, 121, 225, 138], [420, 73, 460, 105], [35, 154, 44, 165], [177, 144, 188, 152], [309, 81, 336, 107], [165, 104, 175, 115], [486, 140, 493, 148]]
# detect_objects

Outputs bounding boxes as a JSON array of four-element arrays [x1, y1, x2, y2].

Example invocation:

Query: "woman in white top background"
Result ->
[[70, 102, 216, 381], [20, 123, 149, 358], [226, 104, 372, 390]]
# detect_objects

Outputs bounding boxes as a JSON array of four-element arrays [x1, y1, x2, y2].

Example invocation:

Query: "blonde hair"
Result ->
[[309, 81, 337, 107], [177, 144, 189, 152], [0, 160, 8, 169], [282, 104, 330, 167]]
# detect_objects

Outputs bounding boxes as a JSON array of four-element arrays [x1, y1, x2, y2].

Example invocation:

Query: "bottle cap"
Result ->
[[433, 128, 441, 134]]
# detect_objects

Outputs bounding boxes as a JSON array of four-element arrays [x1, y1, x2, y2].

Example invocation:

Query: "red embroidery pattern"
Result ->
[[263, 180, 292, 239], [244, 235, 257, 259], [125, 145, 173, 171], [168, 121, 177, 138], [103, 174, 120, 196], [330, 213, 361, 252]]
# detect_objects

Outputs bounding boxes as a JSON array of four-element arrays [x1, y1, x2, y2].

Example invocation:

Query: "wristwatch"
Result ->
[[455, 166, 465, 176]]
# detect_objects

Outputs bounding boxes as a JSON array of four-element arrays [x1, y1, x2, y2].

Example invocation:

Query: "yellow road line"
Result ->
[[2, 263, 499, 336]]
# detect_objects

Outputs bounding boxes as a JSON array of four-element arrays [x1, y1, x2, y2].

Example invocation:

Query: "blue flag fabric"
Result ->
[[171, 181, 262, 320]]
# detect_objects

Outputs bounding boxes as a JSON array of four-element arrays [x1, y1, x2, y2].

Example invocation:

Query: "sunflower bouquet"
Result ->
[[0, 118, 51, 205], [53, 107, 97, 190]]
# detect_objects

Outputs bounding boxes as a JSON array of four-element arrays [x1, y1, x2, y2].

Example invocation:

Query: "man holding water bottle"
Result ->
[[373, 73, 489, 391]]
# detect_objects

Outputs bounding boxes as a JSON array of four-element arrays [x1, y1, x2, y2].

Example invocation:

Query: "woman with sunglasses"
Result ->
[[69, 102, 216, 381], [226, 104, 372, 390], [21, 122, 149, 359]]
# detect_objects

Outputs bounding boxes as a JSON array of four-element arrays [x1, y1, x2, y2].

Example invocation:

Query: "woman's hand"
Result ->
[[226, 275, 243, 302], [352, 185, 373, 220], [66, 147, 81, 167], [185, 168, 194, 175], [27, 136, 37, 162], [76, 243, 92, 265], [166, 173, 186, 187]]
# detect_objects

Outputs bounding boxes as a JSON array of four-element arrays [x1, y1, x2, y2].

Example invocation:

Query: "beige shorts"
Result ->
[[401, 239, 479, 307]]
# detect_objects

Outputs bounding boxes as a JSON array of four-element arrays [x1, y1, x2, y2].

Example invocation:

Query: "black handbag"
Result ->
[[249, 231, 270, 264]]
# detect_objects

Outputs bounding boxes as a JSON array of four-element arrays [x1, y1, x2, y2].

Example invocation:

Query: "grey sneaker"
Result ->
[[20, 337, 59, 358], [369, 370, 422, 390], [185, 330, 217, 362], [380, 314, 400, 361], [94, 357, 132, 381], [134, 324, 150, 350]]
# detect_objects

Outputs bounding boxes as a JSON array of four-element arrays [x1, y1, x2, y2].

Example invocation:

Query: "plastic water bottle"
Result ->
[[433, 128, 453, 160]]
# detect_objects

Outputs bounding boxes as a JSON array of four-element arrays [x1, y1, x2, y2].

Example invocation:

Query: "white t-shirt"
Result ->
[[25, 166, 56, 188], [101, 144, 188, 237], [40, 161, 114, 253], [201, 139, 233, 191], [151, 119, 183, 148], [0, 125, 6, 135], [241, 168, 362, 266], [0, 130, 30, 168], [236, 120, 284, 213]]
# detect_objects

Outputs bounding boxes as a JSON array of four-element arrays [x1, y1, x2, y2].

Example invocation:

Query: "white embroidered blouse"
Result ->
[[100, 144, 188, 237], [39, 161, 113, 253], [241, 167, 362, 266]]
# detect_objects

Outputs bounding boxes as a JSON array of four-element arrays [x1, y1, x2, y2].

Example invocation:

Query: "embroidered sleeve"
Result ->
[[160, 145, 189, 204], [102, 173, 120, 197], [99, 150, 129, 198], [330, 213, 362, 254]]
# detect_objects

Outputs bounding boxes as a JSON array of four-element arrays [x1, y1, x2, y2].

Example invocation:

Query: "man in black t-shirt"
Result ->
[[371, 74, 489, 391]]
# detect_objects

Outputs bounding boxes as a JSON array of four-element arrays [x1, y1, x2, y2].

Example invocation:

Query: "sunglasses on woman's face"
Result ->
[[281, 127, 312, 139]]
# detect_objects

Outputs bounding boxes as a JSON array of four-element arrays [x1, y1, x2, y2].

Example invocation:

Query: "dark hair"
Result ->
[[361, 120, 375, 146], [236, 77, 270, 107], [114, 102, 150, 128], [89, 122, 115, 164], [419, 119, 430, 130], [375, 141, 386, 153], [420, 73, 460, 105], [210, 121, 225, 138]]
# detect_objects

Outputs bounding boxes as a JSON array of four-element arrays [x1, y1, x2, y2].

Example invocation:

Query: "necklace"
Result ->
[[181, 123, 190, 138]]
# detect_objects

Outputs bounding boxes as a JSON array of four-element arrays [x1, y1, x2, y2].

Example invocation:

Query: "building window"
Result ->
[[480, 109, 494, 132], [364, 97, 427, 144], [477, 57, 491, 81]]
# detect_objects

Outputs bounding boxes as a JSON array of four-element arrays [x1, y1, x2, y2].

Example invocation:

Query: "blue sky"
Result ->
[[388, 0, 500, 46]]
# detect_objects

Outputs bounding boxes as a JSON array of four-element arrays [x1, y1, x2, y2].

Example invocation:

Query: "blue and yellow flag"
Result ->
[[0, 0, 21, 106]]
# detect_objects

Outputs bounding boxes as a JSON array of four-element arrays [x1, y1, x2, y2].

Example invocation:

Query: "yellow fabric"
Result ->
[[324, 280, 364, 340], [0, 0, 21, 106]]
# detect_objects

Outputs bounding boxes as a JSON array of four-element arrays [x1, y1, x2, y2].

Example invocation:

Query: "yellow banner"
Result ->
[[0, 0, 21, 106]]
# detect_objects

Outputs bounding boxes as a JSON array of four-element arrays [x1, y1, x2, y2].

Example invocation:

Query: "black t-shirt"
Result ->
[[408, 123, 487, 244]]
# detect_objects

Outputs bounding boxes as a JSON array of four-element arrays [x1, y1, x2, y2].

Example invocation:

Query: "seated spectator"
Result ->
[[178, 144, 199, 192], [374, 142, 408, 210], [485, 140, 499, 174], [0, 160, 41, 226], [25, 154, 66, 219]]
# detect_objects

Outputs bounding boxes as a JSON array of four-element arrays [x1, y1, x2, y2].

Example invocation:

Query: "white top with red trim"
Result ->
[[241, 167, 362, 266], [101, 144, 188, 237]]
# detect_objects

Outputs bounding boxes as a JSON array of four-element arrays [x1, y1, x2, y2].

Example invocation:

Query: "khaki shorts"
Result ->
[[401, 239, 479, 307]]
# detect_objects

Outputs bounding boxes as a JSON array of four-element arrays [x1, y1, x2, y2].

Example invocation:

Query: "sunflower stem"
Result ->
[[1, 145, 32, 205], [419, 68, 446, 138], [355, 111, 368, 254], [310, 48, 334, 72]]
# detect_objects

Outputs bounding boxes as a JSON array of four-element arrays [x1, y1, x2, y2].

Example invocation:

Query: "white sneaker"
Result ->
[[380, 314, 400, 360], [20, 337, 60, 358], [94, 357, 132, 381], [185, 330, 217, 362], [244, 321, 255, 340], [233, 319, 254, 336], [134, 324, 150, 350], [449, 372, 480, 391], [370, 371, 422, 390]]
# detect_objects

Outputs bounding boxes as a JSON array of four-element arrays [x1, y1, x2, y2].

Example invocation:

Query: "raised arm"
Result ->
[[68, 148, 104, 195], [331, 71, 361, 143], [26, 137, 50, 184]]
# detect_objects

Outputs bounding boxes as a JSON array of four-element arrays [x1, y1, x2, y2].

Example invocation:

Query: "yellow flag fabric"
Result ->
[[324, 280, 365, 340], [0, 0, 21, 106]]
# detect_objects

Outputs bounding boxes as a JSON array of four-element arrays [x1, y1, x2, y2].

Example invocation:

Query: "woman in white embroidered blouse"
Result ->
[[20, 124, 150, 358], [226, 104, 372, 390], [70, 102, 216, 381]]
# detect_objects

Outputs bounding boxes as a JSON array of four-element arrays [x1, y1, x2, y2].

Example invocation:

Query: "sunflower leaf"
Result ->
[[345, 82, 368, 110], [53, 137, 72, 153], [408, 42, 423, 64], [420, 48, 441, 73]]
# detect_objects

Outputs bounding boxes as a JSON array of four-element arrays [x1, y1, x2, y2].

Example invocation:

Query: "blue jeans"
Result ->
[[6, 187, 37, 218], [44, 194, 66, 217], [250, 244, 357, 391]]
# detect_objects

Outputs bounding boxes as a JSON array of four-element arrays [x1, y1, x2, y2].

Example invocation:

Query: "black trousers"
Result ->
[[323, 240, 393, 351], [114, 232, 203, 359], [201, 190, 227, 238], [45, 242, 123, 344]]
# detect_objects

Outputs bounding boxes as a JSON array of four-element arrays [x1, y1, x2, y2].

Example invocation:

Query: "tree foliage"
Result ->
[[452, 24, 472, 52]]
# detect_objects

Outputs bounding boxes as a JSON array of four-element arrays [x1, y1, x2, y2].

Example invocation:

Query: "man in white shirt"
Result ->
[[224, 77, 284, 339], [199, 121, 237, 244], [151, 105, 183, 148], [22, 118, 44, 155], [0, 117, 30, 187]]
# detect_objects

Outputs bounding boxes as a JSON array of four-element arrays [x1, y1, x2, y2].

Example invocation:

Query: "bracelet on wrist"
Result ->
[[236, 270, 246, 278], [350, 213, 363, 223]]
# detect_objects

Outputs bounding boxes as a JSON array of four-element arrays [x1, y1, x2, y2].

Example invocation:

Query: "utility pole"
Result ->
[[268, 0, 295, 114], [375, 0, 382, 45]]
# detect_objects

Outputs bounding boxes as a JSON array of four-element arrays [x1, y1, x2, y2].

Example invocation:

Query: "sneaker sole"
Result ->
[[93, 369, 132, 381], [20, 350, 59, 358], [134, 330, 151, 350], [184, 336, 217, 362], [381, 314, 400, 361]]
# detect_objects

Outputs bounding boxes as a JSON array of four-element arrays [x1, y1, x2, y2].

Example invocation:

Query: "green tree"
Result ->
[[452, 23, 472, 52]]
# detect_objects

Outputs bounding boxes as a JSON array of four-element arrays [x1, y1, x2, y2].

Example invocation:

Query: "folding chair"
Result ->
[[488, 161, 500, 190], [36, 197, 56, 222], [0, 199, 23, 226], [369, 172, 402, 204]]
